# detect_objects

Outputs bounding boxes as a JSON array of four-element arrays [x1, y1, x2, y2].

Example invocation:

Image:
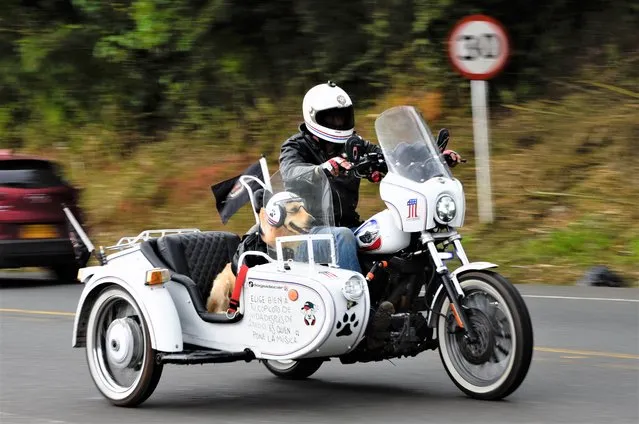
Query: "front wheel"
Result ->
[[85, 286, 163, 407], [437, 271, 533, 400], [263, 359, 324, 380]]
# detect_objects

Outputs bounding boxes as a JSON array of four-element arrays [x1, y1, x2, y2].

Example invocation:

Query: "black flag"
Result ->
[[211, 159, 266, 224]]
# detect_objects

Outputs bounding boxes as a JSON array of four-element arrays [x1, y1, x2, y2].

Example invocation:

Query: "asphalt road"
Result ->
[[1, 272, 638, 424]]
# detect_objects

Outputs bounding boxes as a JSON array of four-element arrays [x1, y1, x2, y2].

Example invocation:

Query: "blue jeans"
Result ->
[[295, 226, 361, 274]]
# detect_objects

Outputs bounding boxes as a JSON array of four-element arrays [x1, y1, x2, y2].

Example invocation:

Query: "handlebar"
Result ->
[[342, 151, 388, 180], [342, 149, 466, 180]]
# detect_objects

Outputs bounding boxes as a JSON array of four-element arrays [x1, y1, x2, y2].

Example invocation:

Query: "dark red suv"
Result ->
[[0, 150, 87, 281]]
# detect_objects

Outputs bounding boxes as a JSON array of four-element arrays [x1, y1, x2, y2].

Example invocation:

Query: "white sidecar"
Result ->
[[72, 228, 370, 406]]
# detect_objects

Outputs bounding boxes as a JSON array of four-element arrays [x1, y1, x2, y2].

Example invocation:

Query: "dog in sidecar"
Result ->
[[207, 189, 316, 314]]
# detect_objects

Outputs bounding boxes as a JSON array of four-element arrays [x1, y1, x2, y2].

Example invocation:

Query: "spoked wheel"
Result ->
[[85, 286, 163, 407], [263, 358, 324, 380], [437, 271, 533, 400]]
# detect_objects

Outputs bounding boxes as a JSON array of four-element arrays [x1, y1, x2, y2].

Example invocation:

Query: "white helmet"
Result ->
[[302, 81, 354, 144]]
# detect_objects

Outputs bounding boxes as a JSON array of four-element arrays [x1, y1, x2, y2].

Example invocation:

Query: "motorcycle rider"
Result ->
[[278, 81, 462, 349]]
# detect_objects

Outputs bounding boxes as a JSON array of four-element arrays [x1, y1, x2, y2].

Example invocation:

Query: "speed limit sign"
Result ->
[[448, 14, 510, 80], [446, 15, 510, 224]]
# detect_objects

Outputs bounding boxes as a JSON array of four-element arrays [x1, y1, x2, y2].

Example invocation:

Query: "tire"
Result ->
[[85, 286, 164, 407], [52, 264, 79, 283], [436, 270, 533, 400], [263, 359, 324, 380]]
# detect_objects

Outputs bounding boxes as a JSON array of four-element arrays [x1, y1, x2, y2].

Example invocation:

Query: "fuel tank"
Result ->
[[354, 209, 411, 254]]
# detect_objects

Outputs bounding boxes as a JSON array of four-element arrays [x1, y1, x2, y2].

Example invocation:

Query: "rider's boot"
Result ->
[[366, 301, 395, 350]]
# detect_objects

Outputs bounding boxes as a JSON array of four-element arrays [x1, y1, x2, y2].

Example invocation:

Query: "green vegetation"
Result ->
[[1, 1, 637, 285]]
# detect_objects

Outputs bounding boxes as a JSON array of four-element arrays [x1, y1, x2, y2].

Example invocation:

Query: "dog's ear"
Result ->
[[253, 188, 265, 213]]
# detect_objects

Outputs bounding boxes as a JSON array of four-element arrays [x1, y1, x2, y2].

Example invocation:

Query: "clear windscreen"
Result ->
[[263, 167, 337, 266], [374, 106, 452, 182]]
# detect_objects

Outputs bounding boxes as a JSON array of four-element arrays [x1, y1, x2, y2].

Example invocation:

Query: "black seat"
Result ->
[[157, 231, 240, 300], [141, 231, 242, 323]]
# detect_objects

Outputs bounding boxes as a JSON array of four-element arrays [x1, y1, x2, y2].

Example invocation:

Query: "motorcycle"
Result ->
[[70, 105, 533, 407]]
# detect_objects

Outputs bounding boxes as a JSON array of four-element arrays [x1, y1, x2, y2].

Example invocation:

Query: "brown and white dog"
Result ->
[[206, 191, 315, 313]]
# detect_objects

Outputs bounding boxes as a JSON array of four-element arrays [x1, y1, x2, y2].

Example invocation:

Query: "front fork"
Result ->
[[421, 231, 477, 341]]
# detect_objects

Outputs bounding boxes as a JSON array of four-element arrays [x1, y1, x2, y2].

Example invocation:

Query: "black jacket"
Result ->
[[230, 227, 267, 275], [230, 226, 296, 275], [279, 123, 381, 229]]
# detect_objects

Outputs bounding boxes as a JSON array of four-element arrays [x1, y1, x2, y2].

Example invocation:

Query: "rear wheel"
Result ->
[[437, 271, 533, 400], [263, 359, 324, 380], [85, 286, 163, 407]]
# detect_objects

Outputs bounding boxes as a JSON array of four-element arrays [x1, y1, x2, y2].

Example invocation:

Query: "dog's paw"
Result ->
[[336, 312, 359, 337]]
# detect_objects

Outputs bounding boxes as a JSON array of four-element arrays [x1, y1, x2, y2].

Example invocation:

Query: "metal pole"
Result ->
[[470, 79, 494, 223]]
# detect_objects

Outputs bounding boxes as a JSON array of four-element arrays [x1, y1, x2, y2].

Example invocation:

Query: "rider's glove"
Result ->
[[321, 156, 353, 177], [443, 149, 463, 168], [367, 171, 383, 183]]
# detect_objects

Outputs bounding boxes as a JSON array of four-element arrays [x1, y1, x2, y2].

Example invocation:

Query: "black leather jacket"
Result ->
[[279, 123, 382, 229]]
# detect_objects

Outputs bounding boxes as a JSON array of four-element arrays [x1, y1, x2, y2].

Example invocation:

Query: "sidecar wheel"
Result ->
[[85, 286, 163, 407], [263, 359, 324, 380], [436, 271, 533, 400]]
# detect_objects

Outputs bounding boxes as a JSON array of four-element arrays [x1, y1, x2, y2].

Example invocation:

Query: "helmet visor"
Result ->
[[316, 106, 354, 131]]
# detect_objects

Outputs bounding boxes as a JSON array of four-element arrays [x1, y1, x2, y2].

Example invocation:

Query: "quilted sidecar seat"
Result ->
[[155, 231, 240, 305]]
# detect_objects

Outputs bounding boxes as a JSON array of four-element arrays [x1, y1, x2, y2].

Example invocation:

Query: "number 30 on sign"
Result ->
[[447, 15, 509, 80]]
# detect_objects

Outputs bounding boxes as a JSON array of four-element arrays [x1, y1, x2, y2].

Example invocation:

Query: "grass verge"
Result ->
[[18, 77, 639, 286]]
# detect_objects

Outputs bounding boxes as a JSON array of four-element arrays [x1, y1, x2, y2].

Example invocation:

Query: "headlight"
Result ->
[[342, 275, 365, 301], [436, 195, 457, 223]]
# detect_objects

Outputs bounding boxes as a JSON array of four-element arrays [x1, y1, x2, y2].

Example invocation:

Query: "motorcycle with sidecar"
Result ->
[[70, 105, 533, 407]]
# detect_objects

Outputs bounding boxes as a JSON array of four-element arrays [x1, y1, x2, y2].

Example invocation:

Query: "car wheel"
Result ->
[[52, 264, 80, 282]]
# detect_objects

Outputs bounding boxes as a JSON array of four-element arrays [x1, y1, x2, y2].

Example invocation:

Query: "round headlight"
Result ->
[[436, 195, 457, 223], [342, 275, 365, 301]]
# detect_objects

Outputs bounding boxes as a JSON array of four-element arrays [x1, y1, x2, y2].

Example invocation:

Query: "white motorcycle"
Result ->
[[70, 105, 533, 407]]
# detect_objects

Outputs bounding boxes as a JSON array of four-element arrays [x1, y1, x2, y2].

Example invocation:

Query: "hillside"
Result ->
[[24, 72, 638, 286]]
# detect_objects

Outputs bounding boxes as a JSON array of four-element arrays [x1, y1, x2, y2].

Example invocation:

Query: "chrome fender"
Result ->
[[426, 262, 498, 328], [72, 274, 183, 353]]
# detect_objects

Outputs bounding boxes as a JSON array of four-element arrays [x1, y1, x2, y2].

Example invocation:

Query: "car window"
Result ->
[[0, 160, 66, 188]]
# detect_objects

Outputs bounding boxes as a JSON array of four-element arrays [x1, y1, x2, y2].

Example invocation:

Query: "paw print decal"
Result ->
[[336, 312, 359, 337]]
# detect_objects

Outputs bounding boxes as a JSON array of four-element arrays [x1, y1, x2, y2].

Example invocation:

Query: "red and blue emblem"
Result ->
[[407, 198, 418, 219], [354, 219, 382, 251]]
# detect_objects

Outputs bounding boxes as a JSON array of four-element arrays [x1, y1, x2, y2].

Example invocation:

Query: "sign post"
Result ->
[[447, 15, 510, 224]]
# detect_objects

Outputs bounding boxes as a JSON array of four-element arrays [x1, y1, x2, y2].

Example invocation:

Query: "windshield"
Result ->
[[0, 160, 66, 188], [263, 167, 337, 266], [374, 105, 453, 182]]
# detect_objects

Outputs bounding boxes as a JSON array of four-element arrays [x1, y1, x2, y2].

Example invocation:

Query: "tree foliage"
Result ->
[[0, 0, 637, 148]]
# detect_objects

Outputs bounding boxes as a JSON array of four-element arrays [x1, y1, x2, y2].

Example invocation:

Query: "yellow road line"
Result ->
[[534, 347, 639, 360], [0, 308, 75, 317], [1, 308, 638, 361]]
